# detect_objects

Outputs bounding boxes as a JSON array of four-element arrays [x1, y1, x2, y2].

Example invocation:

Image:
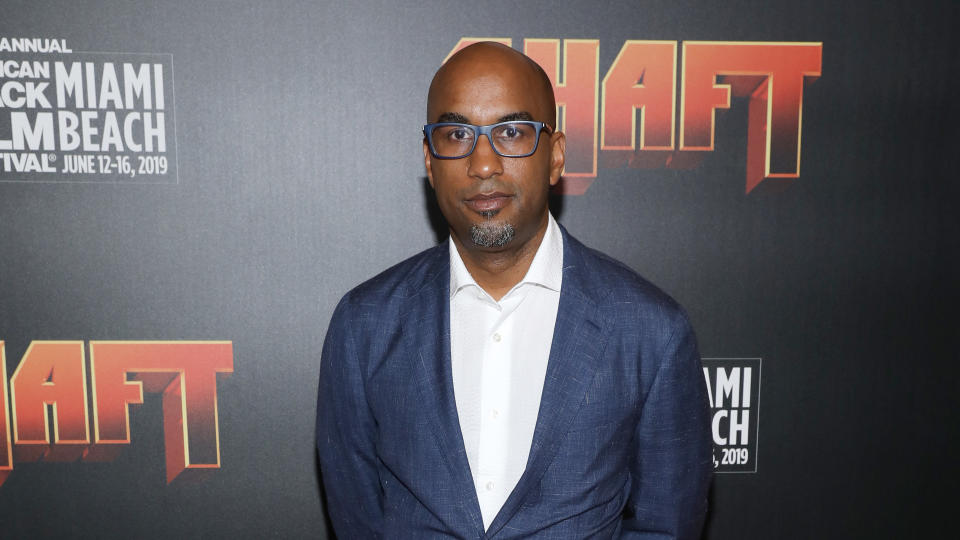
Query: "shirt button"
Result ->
[[486, 481, 495, 491], [491, 409, 499, 419], [492, 333, 502, 342]]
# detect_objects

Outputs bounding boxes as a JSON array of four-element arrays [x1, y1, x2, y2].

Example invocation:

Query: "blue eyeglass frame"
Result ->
[[423, 120, 553, 159]]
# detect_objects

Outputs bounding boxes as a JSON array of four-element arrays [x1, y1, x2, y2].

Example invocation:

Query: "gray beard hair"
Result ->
[[470, 221, 516, 248]]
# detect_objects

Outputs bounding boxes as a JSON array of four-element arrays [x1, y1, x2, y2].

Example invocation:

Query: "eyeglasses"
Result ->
[[423, 121, 553, 159]]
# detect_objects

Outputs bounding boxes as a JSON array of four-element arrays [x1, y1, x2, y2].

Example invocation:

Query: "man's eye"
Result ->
[[447, 128, 474, 141], [495, 123, 528, 141]]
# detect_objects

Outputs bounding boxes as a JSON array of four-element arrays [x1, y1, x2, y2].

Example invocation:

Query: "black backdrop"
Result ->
[[0, 1, 957, 538]]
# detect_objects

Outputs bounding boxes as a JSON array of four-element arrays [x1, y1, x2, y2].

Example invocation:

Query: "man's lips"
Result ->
[[464, 192, 512, 213]]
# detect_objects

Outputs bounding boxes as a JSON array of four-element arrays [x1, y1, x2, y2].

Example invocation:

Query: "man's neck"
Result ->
[[451, 215, 550, 302]]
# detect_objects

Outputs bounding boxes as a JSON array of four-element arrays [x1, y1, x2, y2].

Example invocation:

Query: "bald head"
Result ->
[[427, 42, 556, 127], [421, 41, 566, 263]]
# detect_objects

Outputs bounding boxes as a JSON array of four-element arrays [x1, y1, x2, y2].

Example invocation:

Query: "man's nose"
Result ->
[[467, 134, 503, 180]]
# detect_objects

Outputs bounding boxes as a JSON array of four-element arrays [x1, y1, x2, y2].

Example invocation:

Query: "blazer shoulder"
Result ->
[[336, 242, 447, 314], [562, 230, 695, 351], [566, 232, 680, 311]]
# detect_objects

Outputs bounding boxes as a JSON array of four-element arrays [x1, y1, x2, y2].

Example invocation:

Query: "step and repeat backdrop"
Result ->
[[0, 1, 955, 538]]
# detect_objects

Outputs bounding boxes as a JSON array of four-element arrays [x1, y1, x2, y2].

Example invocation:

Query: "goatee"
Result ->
[[470, 221, 515, 248]]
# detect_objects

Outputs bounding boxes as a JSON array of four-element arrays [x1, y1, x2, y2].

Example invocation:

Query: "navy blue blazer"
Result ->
[[317, 227, 712, 539]]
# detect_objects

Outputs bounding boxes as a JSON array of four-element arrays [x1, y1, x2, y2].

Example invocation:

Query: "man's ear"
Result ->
[[424, 139, 435, 189], [548, 131, 566, 187]]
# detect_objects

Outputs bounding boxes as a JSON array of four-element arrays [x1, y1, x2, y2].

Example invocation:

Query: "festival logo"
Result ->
[[0, 37, 177, 183], [702, 358, 761, 473]]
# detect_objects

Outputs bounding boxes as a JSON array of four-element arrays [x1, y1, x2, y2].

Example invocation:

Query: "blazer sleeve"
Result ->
[[316, 297, 383, 538], [621, 310, 713, 539]]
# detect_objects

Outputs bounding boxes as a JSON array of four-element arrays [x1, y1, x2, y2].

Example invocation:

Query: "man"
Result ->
[[317, 42, 712, 539]]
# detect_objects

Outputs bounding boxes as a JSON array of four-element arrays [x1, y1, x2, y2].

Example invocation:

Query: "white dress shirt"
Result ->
[[449, 213, 563, 530]]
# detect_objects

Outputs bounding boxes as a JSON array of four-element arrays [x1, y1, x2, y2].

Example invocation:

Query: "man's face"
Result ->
[[424, 50, 565, 254]]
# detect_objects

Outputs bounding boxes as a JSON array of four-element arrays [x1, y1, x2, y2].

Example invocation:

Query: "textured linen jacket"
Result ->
[[316, 226, 712, 539]]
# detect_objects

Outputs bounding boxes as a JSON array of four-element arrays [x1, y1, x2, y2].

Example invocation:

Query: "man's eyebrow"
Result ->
[[434, 111, 535, 124], [497, 111, 534, 122], [436, 112, 469, 123]]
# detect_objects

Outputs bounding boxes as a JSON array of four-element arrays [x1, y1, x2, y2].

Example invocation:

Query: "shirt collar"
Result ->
[[449, 213, 564, 299]]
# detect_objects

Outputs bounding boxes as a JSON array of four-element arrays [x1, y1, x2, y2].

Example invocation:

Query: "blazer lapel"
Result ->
[[402, 245, 485, 534], [484, 229, 608, 538]]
